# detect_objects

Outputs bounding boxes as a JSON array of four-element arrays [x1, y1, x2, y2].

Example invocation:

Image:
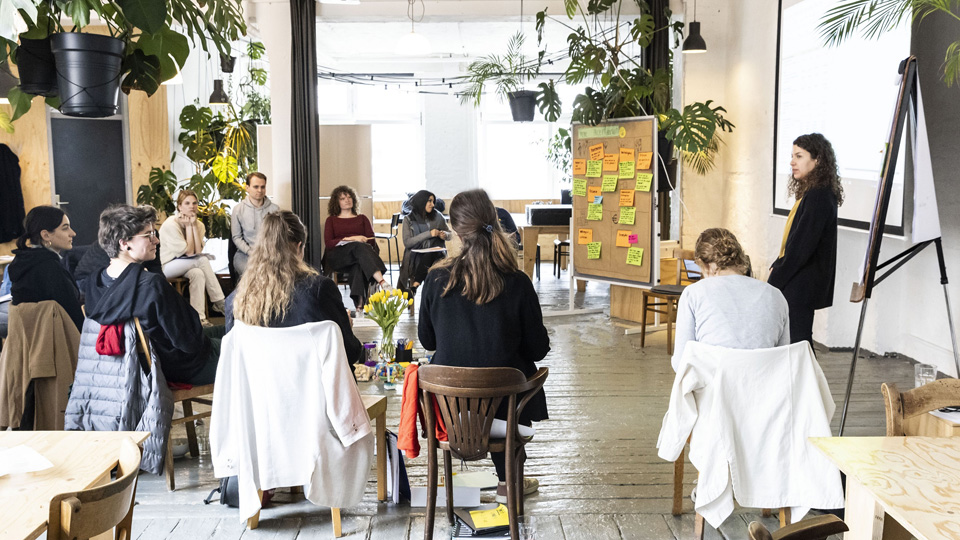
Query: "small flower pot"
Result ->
[[14, 37, 58, 97], [507, 90, 537, 122]]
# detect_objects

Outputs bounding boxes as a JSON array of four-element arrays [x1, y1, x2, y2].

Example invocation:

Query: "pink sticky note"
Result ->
[[628, 234, 638, 244]]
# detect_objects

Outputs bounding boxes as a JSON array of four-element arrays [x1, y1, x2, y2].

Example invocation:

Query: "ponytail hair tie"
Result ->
[[484, 224, 494, 233]]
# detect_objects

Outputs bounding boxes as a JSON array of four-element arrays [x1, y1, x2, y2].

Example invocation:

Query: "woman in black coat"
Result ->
[[8, 206, 83, 331], [418, 189, 549, 503], [768, 133, 843, 346]]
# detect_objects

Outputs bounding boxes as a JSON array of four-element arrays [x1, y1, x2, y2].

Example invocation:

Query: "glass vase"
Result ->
[[379, 326, 396, 363]]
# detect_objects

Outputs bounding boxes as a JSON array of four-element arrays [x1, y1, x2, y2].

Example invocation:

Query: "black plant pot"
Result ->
[[14, 37, 58, 97], [50, 33, 124, 118], [560, 189, 572, 204], [507, 90, 537, 122], [220, 54, 236, 73]]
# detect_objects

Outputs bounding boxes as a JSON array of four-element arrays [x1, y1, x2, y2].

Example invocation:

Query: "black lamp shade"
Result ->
[[682, 21, 707, 54], [209, 79, 230, 104]]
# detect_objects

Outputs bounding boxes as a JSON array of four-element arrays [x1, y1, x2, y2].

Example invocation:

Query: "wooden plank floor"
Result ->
[[130, 276, 918, 539]]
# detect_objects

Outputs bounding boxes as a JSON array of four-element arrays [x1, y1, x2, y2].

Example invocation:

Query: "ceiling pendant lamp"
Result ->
[[209, 79, 230, 104], [682, 0, 707, 54], [396, 0, 431, 56]]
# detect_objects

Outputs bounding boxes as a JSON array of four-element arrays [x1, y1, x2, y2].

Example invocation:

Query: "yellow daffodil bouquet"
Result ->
[[364, 289, 413, 362]]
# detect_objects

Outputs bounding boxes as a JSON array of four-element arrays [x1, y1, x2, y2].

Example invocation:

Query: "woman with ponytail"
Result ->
[[418, 189, 549, 502], [671, 228, 790, 371], [227, 210, 361, 365]]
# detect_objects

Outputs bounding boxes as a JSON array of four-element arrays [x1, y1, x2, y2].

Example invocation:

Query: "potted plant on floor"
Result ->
[[461, 31, 543, 122]]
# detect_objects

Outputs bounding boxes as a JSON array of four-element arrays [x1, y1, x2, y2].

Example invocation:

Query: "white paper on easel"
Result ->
[[912, 80, 941, 243]]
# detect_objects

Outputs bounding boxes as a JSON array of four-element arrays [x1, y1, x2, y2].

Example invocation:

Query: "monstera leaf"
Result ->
[[661, 101, 723, 154]]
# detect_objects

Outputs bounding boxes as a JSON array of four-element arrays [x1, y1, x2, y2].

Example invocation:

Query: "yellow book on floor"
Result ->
[[468, 504, 509, 529]]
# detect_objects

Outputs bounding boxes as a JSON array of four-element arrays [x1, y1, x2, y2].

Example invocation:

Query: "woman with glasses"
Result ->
[[84, 205, 222, 385], [159, 189, 226, 326]]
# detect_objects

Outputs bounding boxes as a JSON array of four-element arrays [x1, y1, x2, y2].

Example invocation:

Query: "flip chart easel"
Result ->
[[838, 56, 960, 435]]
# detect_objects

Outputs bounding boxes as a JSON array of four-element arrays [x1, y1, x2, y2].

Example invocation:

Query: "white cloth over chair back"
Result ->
[[211, 320, 374, 520], [657, 341, 843, 528]]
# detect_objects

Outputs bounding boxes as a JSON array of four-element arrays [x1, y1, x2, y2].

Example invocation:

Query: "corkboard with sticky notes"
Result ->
[[570, 117, 657, 285]]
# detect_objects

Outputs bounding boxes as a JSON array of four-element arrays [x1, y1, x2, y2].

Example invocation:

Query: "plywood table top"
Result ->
[[811, 436, 960, 540], [0, 431, 149, 540]]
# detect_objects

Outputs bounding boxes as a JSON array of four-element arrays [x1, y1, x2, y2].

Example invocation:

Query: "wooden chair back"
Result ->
[[881, 378, 960, 436], [417, 365, 548, 461], [47, 438, 142, 540], [747, 514, 847, 540], [673, 248, 700, 285]]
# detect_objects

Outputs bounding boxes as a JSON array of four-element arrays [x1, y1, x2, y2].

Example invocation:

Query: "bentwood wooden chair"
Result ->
[[881, 378, 960, 436], [748, 514, 848, 540], [134, 318, 214, 491], [418, 365, 549, 540], [47, 438, 143, 540]]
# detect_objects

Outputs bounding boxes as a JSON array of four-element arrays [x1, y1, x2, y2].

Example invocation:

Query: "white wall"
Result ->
[[681, 0, 960, 376], [423, 93, 479, 198]]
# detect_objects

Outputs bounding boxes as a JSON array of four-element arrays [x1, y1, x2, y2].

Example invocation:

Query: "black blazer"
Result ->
[[768, 185, 838, 310]]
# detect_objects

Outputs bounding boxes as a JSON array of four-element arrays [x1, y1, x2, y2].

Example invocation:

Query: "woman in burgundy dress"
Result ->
[[323, 185, 389, 308]]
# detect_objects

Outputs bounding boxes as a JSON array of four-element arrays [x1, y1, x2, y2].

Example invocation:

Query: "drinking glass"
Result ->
[[915, 363, 937, 388], [519, 521, 537, 540]]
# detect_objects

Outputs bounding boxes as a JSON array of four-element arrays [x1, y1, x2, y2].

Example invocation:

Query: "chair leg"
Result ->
[[183, 400, 199, 458], [639, 293, 649, 348], [505, 447, 520, 540], [518, 447, 526, 516], [761, 508, 772, 517], [779, 507, 790, 528], [666, 298, 675, 356], [424, 445, 437, 540], [694, 513, 705, 540], [443, 450, 454, 525], [672, 446, 685, 515], [247, 490, 263, 529], [332, 508, 342, 537], [165, 439, 175, 491]]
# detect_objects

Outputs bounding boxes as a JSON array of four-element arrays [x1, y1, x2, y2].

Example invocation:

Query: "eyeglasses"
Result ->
[[131, 230, 159, 239]]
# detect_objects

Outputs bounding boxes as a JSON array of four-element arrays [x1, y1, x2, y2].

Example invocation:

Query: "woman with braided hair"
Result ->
[[418, 188, 549, 503], [671, 228, 790, 371]]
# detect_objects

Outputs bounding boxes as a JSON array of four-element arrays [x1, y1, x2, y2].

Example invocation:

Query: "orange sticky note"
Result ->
[[619, 148, 635, 162], [619, 189, 635, 207], [603, 154, 619, 171], [587, 185, 602, 199], [573, 159, 586, 175], [589, 143, 604, 161], [637, 152, 653, 170], [616, 230, 631, 248], [578, 228, 593, 245]]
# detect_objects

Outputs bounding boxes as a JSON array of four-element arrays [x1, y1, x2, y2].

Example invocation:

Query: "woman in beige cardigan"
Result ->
[[159, 190, 225, 325]]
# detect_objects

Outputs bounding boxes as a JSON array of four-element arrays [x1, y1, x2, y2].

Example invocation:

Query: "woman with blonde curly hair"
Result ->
[[322, 185, 389, 309], [226, 210, 362, 365], [672, 228, 790, 371]]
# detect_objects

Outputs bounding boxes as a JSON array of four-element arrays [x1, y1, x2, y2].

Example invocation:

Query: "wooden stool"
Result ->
[[553, 239, 570, 279], [167, 276, 187, 296], [639, 285, 684, 355]]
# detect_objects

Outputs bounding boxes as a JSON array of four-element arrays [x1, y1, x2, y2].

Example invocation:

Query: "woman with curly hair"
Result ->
[[672, 228, 790, 370], [322, 185, 389, 308], [768, 133, 843, 347]]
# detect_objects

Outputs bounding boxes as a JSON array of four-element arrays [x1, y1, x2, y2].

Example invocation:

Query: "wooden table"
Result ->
[[0, 430, 149, 540], [362, 394, 388, 502], [904, 409, 960, 437], [812, 436, 960, 540]]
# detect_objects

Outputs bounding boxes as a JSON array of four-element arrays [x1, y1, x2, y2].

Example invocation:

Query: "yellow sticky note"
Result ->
[[618, 160, 635, 179], [470, 504, 509, 529], [603, 154, 619, 171], [635, 173, 653, 192], [619, 189, 635, 207], [589, 143, 605, 161], [616, 230, 631, 247], [572, 178, 587, 197], [586, 160, 603, 178], [601, 175, 619, 192], [573, 159, 586, 176], [587, 242, 602, 259], [587, 185, 602, 199], [578, 228, 593, 245], [587, 203, 603, 221], [619, 206, 636, 225], [637, 152, 653, 170], [626, 247, 644, 266], [620, 147, 635, 162]]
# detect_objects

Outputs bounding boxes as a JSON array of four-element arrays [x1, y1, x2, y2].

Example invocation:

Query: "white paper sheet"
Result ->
[[0, 445, 54, 476]]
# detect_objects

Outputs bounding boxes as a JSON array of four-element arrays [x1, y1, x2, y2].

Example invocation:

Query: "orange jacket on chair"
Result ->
[[398, 363, 447, 459]]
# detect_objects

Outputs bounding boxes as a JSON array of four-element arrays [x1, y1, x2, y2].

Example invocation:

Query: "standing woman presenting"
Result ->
[[768, 133, 843, 346], [397, 190, 449, 296]]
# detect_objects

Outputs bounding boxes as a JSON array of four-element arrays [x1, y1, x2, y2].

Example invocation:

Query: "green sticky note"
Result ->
[[626, 247, 644, 266], [586, 160, 603, 178], [636, 173, 653, 192], [573, 178, 587, 197], [619, 206, 636, 225], [618, 160, 635, 179], [601, 175, 618, 192], [587, 203, 603, 221], [587, 242, 602, 259]]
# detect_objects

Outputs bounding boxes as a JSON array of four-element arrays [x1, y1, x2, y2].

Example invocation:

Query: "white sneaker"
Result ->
[[495, 478, 539, 503]]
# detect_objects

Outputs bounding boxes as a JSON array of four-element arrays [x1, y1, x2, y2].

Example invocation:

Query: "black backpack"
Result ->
[[203, 476, 239, 507]]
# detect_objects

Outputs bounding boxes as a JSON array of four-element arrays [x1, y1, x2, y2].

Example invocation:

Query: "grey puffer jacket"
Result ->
[[65, 318, 174, 475]]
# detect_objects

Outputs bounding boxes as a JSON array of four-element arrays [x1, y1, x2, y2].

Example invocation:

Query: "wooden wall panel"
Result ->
[[128, 86, 170, 199], [0, 99, 51, 256]]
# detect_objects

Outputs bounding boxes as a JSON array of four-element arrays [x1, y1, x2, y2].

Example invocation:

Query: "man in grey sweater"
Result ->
[[231, 172, 280, 274]]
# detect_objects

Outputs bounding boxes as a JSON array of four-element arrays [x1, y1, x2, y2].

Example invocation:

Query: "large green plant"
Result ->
[[529, 0, 734, 174], [461, 31, 542, 106], [138, 104, 252, 239], [817, 0, 960, 86], [237, 41, 271, 124]]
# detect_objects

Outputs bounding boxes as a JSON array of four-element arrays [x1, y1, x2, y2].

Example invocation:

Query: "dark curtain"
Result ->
[[0, 144, 25, 243], [289, 0, 323, 268], [643, 0, 673, 239]]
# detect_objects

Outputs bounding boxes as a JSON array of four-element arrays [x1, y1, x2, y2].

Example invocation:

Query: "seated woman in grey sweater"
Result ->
[[672, 228, 790, 371], [397, 190, 449, 295]]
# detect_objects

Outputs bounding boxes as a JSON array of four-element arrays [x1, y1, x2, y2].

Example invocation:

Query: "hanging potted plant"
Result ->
[[461, 31, 542, 122]]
